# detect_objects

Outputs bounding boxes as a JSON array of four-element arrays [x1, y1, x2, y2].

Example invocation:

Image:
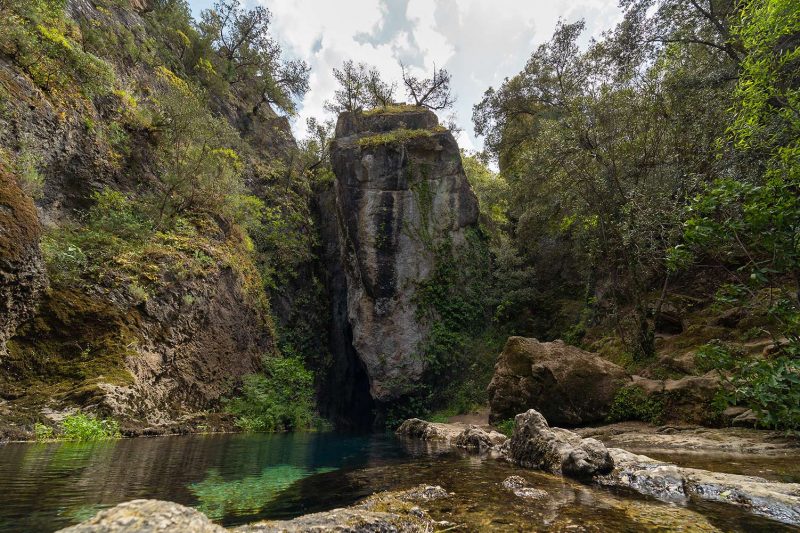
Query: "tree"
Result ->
[[199, 0, 308, 115], [324, 61, 396, 113], [150, 67, 244, 225], [324, 60, 368, 113], [401, 63, 454, 110], [364, 66, 396, 107], [472, 18, 731, 358]]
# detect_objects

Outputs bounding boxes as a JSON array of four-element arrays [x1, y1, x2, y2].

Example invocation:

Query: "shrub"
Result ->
[[34, 422, 54, 441], [607, 386, 664, 424], [60, 413, 120, 441], [695, 340, 740, 373], [495, 418, 515, 437], [225, 356, 317, 432]]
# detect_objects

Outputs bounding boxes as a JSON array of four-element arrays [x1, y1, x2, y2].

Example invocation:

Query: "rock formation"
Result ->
[[398, 411, 800, 526], [326, 108, 479, 403], [0, 0, 285, 431], [0, 166, 46, 358], [488, 337, 631, 425], [507, 409, 615, 478]]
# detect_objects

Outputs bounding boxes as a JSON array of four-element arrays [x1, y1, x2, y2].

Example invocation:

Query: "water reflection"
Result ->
[[0, 432, 405, 532]]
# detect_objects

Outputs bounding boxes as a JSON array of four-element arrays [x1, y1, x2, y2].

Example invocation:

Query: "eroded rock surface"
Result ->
[[601, 448, 800, 526], [488, 337, 631, 426], [329, 109, 479, 401], [396, 418, 508, 454], [508, 409, 614, 478]]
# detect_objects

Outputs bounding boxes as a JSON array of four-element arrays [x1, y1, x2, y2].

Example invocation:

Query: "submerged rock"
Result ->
[[500, 475, 548, 500], [508, 409, 614, 478], [57, 500, 225, 532], [328, 108, 479, 401], [488, 337, 631, 426]]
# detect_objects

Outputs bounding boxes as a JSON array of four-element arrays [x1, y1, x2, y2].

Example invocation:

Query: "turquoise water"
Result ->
[[0, 432, 408, 532], [0, 432, 797, 532]]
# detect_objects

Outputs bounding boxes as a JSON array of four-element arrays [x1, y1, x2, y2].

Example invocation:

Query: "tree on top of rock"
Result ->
[[401, 63, 455, 110], [324, 61, 397, 113]]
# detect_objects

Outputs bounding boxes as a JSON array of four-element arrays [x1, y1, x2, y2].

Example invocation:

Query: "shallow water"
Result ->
[[0, 433, 797, 532]]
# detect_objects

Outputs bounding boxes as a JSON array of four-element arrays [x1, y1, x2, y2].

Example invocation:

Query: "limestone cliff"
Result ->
[[327, 108, 479, 403]]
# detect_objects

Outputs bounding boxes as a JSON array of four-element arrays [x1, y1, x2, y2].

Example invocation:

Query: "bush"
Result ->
[[60, 413, 120, 441], [495, 418, 515, 437], [225, 357, 317, 432], [607, 386, 664, 424], [34, 422, 54, 441]]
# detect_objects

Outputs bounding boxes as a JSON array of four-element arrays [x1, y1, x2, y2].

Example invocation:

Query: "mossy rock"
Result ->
[[0, 164, 40, 262]]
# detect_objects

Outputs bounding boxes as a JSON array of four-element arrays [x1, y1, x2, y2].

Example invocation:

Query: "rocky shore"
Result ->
[[60, 409, 800, 532], [396, 410, 800, 527]]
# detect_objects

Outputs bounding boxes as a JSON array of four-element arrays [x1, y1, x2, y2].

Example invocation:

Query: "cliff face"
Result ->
[[0, 167, 46, 359], [0, 0, 293, 433], [327, 109, 479, 404]]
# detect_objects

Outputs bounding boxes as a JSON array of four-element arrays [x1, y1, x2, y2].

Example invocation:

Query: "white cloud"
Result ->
[[260, 0, 622, 148]]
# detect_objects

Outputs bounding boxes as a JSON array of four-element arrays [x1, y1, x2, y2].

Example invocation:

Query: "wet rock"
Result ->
[[57, 499, 225, 532], [454, 425, 508, 451], [508, 409, 614, 478], [600, 449, 800, 526], [500, 475, 550, 500], [328, 108, 479, 401], [488, 337, 631, 426], [395, 418, 463, 442], [0, 166, 46, 358], [577, 422, 800, 456]]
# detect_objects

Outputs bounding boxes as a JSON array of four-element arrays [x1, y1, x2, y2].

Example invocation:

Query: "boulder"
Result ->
[[328, 108, 479, 401], [453, 425, 508, 451], [488, 337, 631, 426], [660, 372, 722, 425], [508, 409, 614, 478], [395, 418, 464, 442], [57, 500, 225, 532]]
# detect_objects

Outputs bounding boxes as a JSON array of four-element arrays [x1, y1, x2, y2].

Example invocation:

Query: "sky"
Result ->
[[188, 0, 623, 151]]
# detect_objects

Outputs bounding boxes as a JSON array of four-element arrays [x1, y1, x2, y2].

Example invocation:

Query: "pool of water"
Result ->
[[0, 433, 797, 532]]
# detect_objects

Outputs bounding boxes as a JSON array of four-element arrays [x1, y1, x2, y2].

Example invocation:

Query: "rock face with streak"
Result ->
[[329, 109, 479, 401]]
